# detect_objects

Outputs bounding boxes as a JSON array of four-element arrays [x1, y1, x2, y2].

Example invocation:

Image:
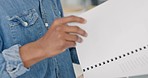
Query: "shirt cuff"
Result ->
[[2, 44, 29, 78]]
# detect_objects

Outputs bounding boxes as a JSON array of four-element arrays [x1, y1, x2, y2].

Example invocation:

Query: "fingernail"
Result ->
[[82, 19, 87, 24], [84, 33, 88, 37], [83, 20, 87, 24], [78, 38, 83, 43]]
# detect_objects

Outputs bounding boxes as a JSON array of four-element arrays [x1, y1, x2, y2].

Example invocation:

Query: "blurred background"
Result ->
[[61, 0, 107, 16]]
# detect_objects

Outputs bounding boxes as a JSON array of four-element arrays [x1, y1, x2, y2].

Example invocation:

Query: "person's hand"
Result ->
[[20, 15, 87, 68], [36, 15, 87, 58]]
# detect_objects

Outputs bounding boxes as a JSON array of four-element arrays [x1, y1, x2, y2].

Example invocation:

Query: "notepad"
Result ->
[[75, 0, 148, 78]]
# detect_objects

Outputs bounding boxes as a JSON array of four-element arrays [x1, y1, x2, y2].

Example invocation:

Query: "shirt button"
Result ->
[[23, 22, 28, 27], [45, 23, 49, 27]]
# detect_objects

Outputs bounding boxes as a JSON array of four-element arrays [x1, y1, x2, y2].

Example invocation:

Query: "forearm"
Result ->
[[20, 41, 47, 68]]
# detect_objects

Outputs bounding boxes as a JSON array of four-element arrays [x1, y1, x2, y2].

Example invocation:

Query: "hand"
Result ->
[[20, 15, 87, 68], [36, 15, 87, 58]]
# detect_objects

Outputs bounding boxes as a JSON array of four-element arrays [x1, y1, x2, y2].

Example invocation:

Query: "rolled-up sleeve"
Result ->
[[0, 36, 29, 78]]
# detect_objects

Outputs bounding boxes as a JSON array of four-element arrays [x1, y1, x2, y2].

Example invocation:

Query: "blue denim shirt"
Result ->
[[0, 0, 79, 78]]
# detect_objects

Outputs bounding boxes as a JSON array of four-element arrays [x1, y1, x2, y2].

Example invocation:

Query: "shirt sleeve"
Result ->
[[0, 36, 29, 78], [69, 47, 80, 64]]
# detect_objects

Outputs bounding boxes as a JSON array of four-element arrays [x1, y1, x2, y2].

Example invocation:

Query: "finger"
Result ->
[[64, 41, 76, 49], [64, 26, 88, 37], [64, 33, 83, 43], [53, 15, 86, 26]]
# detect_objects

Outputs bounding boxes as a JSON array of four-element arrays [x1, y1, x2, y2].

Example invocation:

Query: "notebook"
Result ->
[[75, 0, 148, 77]]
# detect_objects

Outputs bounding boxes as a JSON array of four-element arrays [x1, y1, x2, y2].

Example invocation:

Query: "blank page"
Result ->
[[76, 0, 148, 77]]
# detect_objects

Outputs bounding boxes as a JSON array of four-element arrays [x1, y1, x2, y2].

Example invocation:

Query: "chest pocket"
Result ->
[[7, 9, 46, 45]]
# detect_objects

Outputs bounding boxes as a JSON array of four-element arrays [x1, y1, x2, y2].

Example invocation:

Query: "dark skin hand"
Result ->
[[20, 15, 88, 68]]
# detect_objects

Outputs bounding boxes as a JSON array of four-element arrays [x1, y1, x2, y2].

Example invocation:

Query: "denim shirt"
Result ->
[[0, 0, 79, 78]]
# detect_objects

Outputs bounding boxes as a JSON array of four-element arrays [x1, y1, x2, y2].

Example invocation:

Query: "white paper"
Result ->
[[75, 0, 148, 77]]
